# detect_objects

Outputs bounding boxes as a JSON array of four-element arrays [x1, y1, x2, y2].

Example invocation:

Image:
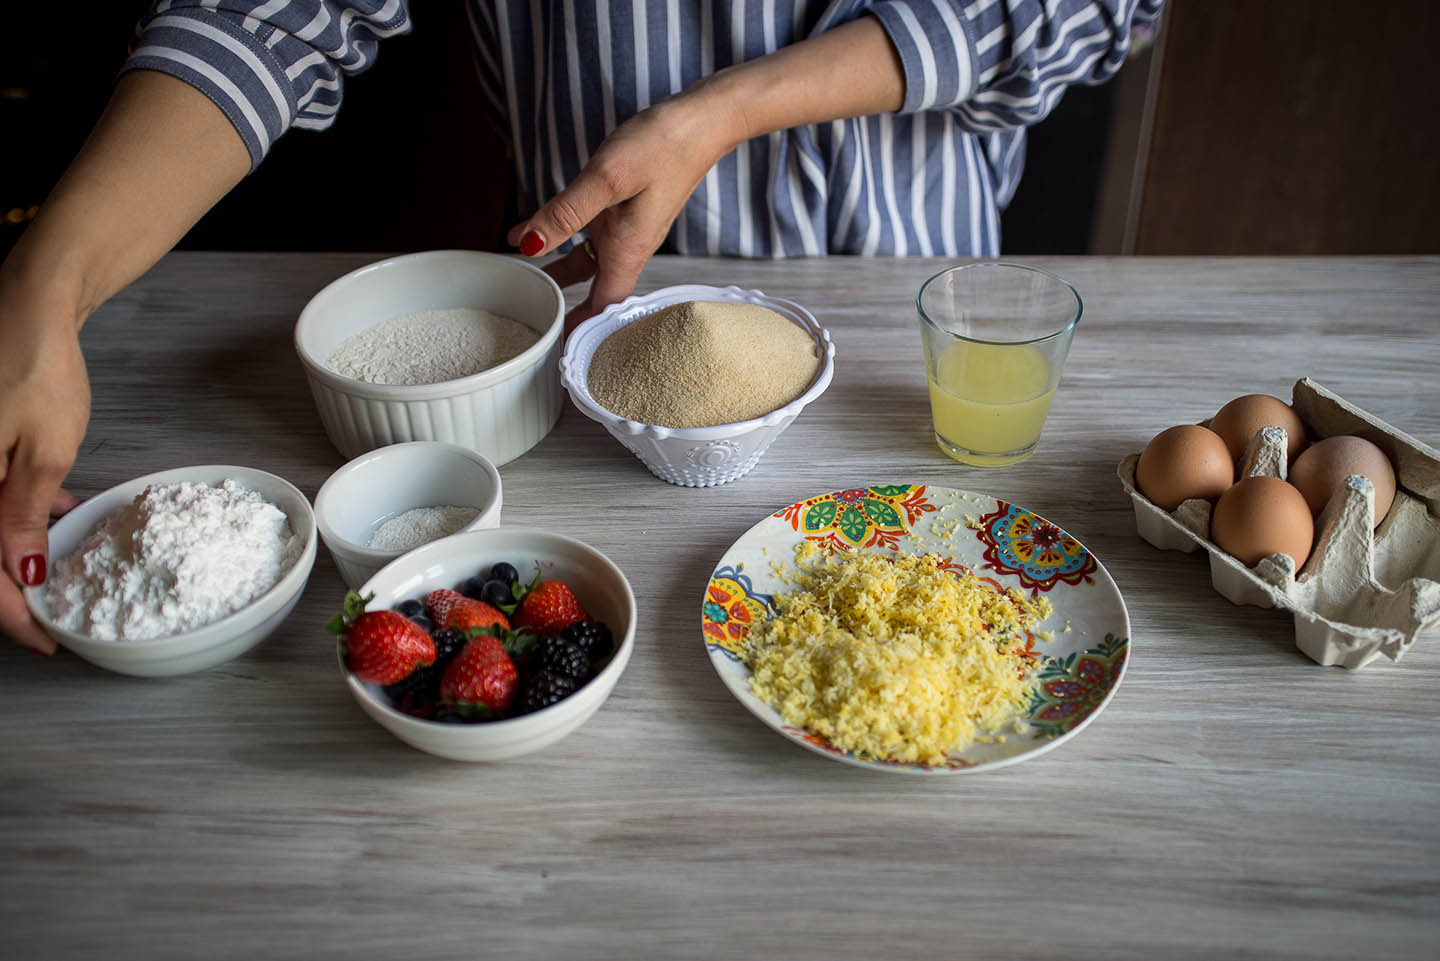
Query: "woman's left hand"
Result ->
[[506, 84, 743, 333]]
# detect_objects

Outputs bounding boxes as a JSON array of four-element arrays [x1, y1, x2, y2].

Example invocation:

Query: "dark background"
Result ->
[[0, 0, 1116, 259]]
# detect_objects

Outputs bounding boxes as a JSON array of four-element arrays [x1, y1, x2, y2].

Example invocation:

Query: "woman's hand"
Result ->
[[507, 16, 905, 329], [506, 83, 746, 332], [0, 271, 90, 654]]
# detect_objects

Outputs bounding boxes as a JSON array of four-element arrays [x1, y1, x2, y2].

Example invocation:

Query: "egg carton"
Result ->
[[1116, 377, 1440, 669]]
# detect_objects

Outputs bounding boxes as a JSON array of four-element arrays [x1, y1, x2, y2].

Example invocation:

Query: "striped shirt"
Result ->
[[125, 1, 1163, 257]]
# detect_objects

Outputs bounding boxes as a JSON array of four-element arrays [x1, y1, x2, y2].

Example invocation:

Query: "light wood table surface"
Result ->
[[3, 253, 1438, 960]]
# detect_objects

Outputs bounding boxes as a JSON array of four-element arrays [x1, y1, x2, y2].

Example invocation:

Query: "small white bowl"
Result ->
[[24, 465, 317, 677], [559, 284, 835, 487], [314, 441, 503, 589], [294, 250, 565, 466], [340, 527, 636, 761]]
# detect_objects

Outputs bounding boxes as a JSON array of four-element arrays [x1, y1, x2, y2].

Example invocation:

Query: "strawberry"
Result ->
[[424, 588, 510, 633], [512, 577, 589, 635], [440, 632, 518, 718], [328, 590, 436, 685]]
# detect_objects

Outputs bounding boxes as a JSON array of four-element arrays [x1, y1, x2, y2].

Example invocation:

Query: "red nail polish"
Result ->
[[519, 230, 545, 257], [20, 553, 46, 587]]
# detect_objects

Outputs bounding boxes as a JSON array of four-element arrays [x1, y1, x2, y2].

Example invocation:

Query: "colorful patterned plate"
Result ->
[[702, 484, 1131, 773]]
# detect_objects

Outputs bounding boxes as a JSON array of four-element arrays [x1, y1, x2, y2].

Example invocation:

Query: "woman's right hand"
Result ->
[[0, 267, 91, 654]]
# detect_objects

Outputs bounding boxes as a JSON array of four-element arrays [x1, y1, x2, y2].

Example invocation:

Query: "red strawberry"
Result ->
[[512, 578, 589, 635], [328, 591, 436, 685], [424, 588, 510, 633], [440, 633, 518, 718]]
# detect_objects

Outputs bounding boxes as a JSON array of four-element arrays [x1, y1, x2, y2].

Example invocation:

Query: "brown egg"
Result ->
[[1210, 394, 1309, 464], [1136, 424, 1235, 511], [1288, 435, 1396, 526], [1211, 476, 1315, 569]]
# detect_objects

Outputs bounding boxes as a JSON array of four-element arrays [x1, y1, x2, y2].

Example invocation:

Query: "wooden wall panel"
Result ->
[[1134, 0, 1440, 254]]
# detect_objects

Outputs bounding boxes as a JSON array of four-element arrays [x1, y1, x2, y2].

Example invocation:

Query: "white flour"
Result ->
[[325, 307, 540, 385], [368, 505, 480, 551], [46, 480, 303, 641]]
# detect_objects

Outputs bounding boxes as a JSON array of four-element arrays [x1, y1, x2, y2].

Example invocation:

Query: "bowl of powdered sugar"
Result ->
[[294, 250, 565, 466], [560, 284, 836, 487], [314, 441, 503, 589], [25, 465, 317, 676]]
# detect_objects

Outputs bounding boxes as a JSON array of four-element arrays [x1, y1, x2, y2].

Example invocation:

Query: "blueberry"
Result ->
[[410, 614, 433, 633], [489, 562, 519, 586], [458, 576, 487, 600], [480, 578, 513, 609], [395, 598, 424, 619]]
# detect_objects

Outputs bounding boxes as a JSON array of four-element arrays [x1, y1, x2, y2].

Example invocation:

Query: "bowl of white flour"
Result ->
[[314, 441, 503, 589], [293, 249, 565, 466], [25, 465, 317, 676]]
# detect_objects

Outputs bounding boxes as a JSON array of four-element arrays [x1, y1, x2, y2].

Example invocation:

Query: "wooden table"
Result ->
[[3, 253, 1438, 960]]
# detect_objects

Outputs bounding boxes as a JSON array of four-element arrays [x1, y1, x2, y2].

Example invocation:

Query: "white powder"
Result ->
[[45, 479, 303, 641], [325, 307, 540, 385], [367, 505, 480, 551]]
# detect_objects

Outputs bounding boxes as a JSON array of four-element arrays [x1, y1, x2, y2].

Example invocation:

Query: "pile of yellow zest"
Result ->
[[743, 544, 1052, 766]]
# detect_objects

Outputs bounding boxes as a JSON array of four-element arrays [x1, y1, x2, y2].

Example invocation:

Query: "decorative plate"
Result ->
[[701, 484, 1131, 773]]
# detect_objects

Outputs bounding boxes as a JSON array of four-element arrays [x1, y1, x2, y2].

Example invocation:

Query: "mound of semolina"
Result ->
[[744, 544, 1051, 765]]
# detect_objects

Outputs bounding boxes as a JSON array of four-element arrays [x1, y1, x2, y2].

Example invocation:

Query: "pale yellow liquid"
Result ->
[[927, 340, 1057, 467]]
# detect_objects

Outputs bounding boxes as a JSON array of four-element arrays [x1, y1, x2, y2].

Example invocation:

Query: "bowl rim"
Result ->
[[293, 249, 565, 401], [25, 465, 318, 651], [313, 440, 504, 561], [340, 526, 638, 735], [559, 283, 836, 440]]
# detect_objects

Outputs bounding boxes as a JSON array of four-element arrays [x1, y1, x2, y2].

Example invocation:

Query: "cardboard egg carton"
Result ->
[[1116, 377, 1440, 669]]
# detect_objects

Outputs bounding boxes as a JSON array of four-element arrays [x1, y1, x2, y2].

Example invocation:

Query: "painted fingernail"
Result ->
[[20, 553, 46, 587], [519, 229, 545, 257]]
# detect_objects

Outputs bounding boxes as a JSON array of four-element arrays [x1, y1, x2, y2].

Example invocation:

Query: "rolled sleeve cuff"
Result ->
[[122, 9, 298, 169], [868, 1, 980, 114]]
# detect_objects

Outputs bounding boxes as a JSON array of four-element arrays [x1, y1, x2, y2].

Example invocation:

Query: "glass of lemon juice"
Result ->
[[917, 263, 1081, 467]]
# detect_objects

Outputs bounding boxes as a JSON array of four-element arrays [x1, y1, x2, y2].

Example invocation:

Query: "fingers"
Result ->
[[543, 243, 599, 291], [508, 166, 622, 257], [0, 441, 71, 592], [51, 487, 82, 518], [0, 576, 56, 655]]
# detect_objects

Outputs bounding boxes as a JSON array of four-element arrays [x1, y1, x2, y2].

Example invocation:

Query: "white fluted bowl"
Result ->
[[559, 284, 835, 487], [24, 465, 317, 677], [294, 250, 564, 466]]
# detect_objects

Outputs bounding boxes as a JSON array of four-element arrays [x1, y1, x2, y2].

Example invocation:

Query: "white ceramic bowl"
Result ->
[[314, 441, 503, 589], [294, 249, 565, 466], [559, 284, 836, 487], [341, 527, 636, 761], [24, 465, 317, 677]]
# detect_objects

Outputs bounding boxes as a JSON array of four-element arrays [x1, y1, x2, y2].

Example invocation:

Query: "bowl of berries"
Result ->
[[330, 527, 635, 761]]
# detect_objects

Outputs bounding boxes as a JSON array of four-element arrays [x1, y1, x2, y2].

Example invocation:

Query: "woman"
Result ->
[[0, 0, 1162, 653]]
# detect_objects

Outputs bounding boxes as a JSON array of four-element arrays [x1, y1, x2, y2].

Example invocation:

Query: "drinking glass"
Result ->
[[916, 263, 1082, 467]]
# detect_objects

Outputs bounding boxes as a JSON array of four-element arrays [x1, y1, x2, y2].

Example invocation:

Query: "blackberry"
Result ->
[[394, 598, 424, 620], [489, 561, 519, 586], [430, 627, 468, 667], [480, 578, 513, 609], [523, 669, 577, 712], [459, 576, 487, 601], [561, 620, 614, 661], [534, 635, 590, 680]]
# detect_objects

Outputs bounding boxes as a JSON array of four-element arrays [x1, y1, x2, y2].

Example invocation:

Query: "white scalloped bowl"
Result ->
[[294, 250, 565, 466], [559, 284, 836, 487], [24, 465, 317, 677], [340, 527, 636, 762]]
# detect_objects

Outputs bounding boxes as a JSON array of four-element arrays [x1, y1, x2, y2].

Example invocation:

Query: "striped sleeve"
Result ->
[[122, 0, 413, 169], [866, 0, 1163, 130]]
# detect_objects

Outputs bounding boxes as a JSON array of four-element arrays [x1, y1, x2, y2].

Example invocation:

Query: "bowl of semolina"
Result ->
[[558, 284, 836, 487]]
